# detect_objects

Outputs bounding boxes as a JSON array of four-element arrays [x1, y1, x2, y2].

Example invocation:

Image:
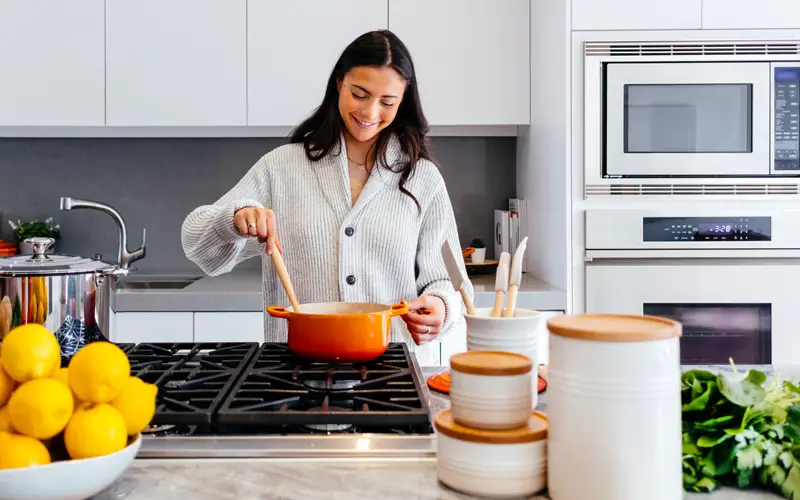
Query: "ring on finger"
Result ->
[[247, 222, 257, 228], [425, 326, 431, 334]]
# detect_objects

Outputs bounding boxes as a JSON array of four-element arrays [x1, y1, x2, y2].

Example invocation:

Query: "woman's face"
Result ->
[[338, 66, 406, 144]]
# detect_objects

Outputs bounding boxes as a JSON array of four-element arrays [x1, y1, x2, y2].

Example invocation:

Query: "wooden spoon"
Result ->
[[269, 240, 302, 313]]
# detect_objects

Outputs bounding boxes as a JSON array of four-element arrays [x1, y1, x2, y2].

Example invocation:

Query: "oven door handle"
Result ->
[[585, 249, 800, 261]]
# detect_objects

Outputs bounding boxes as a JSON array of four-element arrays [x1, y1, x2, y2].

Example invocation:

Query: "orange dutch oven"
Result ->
[[266, 301, 410, 363]]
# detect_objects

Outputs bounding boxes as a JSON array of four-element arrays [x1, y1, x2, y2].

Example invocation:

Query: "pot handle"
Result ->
[[267, 306, 292, 319], [389, 302, 409, 317]]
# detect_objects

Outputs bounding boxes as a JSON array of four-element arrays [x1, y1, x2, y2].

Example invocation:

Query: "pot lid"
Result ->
[[0, 237, 120, 277], [434, 409, 548, 444]]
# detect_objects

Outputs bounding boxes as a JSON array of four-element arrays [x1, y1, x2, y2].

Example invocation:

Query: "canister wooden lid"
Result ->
[[450, 351, 533, 376], [434, 409, 547, 444], [546, 314, 681, 342]]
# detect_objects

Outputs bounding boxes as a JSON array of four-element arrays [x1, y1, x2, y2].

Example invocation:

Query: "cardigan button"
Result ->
[[344, 226, 354, 236], [346, 275, 356, 285]]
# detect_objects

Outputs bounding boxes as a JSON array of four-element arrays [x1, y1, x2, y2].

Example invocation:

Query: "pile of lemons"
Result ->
[[0, 324, 157, 470]]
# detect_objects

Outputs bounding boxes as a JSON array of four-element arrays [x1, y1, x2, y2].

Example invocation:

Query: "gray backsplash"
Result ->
[[0, 136, 516, 273]]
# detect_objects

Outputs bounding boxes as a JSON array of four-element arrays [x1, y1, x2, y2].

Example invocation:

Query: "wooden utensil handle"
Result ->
[[503, 284, 519, 318], [460, 288, 477, 316], [490, 290, 504, 317], [270, 241, 302, 313]]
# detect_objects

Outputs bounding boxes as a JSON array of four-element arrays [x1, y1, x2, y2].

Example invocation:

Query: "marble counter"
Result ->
[[111, 269, 567, 313], [87, 365, 788, 500], [90, 458, 780, 500]]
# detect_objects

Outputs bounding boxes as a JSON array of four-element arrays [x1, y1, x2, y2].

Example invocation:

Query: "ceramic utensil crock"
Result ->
[[545, 314, 682, 500]]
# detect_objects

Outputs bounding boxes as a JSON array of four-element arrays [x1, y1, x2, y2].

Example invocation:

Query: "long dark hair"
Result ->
[[289, 30, 433, 212]]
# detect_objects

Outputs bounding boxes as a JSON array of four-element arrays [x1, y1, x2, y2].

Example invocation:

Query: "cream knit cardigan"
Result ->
[[180, 133, 472, 365]]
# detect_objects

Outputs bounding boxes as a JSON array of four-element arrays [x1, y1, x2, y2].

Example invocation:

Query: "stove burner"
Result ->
[[303, 378, 360, 391], [125, 342, 260, 426], [302, 405, 354, 432]]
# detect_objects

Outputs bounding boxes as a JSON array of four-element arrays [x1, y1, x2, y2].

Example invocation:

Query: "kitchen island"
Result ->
[[89, 364, 788, 500]]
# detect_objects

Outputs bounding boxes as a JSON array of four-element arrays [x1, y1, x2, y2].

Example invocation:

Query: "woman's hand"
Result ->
[[234, 207, 279, 254], [401, 295, 445, 345]]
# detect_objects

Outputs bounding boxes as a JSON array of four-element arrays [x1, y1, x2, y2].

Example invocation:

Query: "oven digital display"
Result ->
[[642, 217, 771, 242], [774, 66, 800, 172]]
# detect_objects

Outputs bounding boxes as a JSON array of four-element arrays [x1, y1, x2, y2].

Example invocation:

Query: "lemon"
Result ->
[[64, 403, 128, 460], [8, 378, 74, 440], [0, 364, 13, 407], [0, 406, 12, 433], [0, 324, 60, 383], [52, 366, 82, 408], [110, 376, 158, 435], [68, 342, 130, 403], [0, 431, 51, 469]]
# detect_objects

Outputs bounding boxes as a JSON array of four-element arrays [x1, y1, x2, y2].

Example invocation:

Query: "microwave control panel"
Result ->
[[642, 217, 772, 242], [774, 67, 800, 171]]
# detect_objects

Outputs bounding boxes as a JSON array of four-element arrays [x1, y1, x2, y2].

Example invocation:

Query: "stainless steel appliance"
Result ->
[[584, 208, 800, 365], [584, 40, 800, 192], [112, 342, 437, 458], [0, 197, 146, 357]]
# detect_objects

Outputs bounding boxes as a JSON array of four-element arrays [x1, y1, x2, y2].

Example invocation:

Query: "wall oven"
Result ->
[[584, 40, 800, 191], [584, 208, 800, 365]]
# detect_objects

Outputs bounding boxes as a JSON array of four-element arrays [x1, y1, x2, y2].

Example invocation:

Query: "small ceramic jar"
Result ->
[[435, 408, 548, 498], [546, 314, 682, 500], [449, 351, 533, 430]]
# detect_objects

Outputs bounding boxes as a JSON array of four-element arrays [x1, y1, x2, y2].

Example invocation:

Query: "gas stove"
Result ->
[[115, 342, 437, 459]]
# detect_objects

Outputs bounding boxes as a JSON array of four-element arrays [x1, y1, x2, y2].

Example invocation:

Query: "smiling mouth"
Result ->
[[352, 116, 377, 128]]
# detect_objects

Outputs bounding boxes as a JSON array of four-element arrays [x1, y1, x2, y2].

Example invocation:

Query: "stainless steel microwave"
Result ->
[[584, 41, 800, 180]]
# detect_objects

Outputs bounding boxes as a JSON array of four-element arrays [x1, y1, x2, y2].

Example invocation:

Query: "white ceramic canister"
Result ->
[[449, 350, 533, 430], [546, 314, 682, 500], [435, 408, 548, 498], [464, 307, 541, 408]]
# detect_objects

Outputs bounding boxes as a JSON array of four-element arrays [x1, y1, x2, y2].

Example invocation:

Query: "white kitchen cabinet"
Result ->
[[111, 312, 194, 344], [106, 0, 247, 126], [0, 0, 104, 126], [571, 0, 701, 30], [702, 0, 800, 29], [193, 312, 264, 343], [388, 0, 530, 126], [439, 310, 562, 368], [247, 1, 387, 127]]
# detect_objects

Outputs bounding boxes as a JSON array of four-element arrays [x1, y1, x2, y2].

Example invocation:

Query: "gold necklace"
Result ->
[[347, 156, 368, 170]]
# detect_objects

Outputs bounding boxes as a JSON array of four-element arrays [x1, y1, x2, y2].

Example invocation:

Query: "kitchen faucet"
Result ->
[[60, 197, 146, 269]]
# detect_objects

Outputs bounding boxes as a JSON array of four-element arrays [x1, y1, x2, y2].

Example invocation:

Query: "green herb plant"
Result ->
[[683, 360, 800, 497], [8, 217, 61, 244], [470, 238, 485, 249]]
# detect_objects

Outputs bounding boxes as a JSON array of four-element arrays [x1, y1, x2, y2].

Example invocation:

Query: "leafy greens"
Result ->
[[682, 362, 800, 498]]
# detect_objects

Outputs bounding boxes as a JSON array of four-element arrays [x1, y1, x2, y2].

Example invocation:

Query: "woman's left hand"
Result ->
[[401, 295, 445, 345]]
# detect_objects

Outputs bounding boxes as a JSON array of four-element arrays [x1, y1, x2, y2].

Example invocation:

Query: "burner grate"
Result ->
[[126, 342, 259, 425], [216, 343, 432, 429]]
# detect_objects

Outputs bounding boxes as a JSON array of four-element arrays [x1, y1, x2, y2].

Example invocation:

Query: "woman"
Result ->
[[180, 30, 472, 365]]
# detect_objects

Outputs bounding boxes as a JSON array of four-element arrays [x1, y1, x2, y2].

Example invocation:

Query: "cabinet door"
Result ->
[[106, 0, 246, 126], [388, 0, 529, 126], [247, 1, 387, 127], [0, 0, 104, 126], [702, 0, 800, 29], [194, 312, 264, 343], [572, 0, 701, 30], [111, 312, 194, 344]]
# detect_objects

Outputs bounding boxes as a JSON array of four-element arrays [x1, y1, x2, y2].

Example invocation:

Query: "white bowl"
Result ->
[[0, 434, 141, 500]]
